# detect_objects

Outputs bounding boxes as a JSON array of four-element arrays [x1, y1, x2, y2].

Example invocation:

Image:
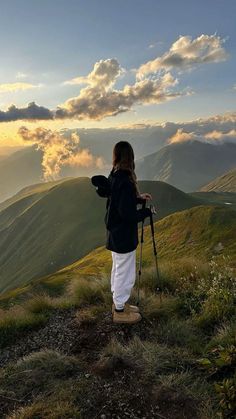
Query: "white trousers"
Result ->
[[111, 249, 136, 310]]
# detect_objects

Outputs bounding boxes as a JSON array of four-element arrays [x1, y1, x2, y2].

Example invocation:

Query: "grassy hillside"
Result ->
[[0, 177, 107, 293], [200, 168, 236, 193], [0, 178, 203, 294], [1, 204, 235, 305], [0, 206, 235, 418], [0, 177, 74, 213], [191, 191, 236, 212], [136, 140, 236, 192], [0, 178, 74, 230], [45, 205, 236, 281], [0, 146, 43, 203]]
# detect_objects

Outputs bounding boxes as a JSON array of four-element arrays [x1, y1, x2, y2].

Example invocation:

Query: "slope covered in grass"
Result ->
[[200, 168, 236, 192], [0, 178, 74, 230], [1, 204, 235, 306], [0, 206, 235, 418], [0, 145, 43, 203], [0, 239, 235, 418], [0, 177, 106, 293], [0, 177, 73, 213], [50, 205, 236, 280], [0, 177, 203, 294]]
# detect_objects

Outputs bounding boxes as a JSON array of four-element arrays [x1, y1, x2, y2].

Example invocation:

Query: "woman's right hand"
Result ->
[[139, 192, 152, 201]]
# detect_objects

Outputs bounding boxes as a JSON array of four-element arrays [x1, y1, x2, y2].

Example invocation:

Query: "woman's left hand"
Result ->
[[140, 192, 152, 201]]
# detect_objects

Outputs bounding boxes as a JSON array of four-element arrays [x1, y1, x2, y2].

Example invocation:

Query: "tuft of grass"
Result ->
[[39, 274, 69, 296], [24, 293, 55, 314], [0, 306, 46, 349], [140, 292, 180, 321], [206, 320, 236, 351], [75, 305, 105, 326], [137, 264, 176, 294], [24, 293, 76, 313], [0, 350, 81, 401], [68, 278, 105, 307], [153, 318, 206, 354], [101, 336, 195, 380], [155, 371, 215, 418], [195, 291, 235, 331], [8, 400, 80, 419], [162, 257, 209, 293], [135, 258, 209, 296]]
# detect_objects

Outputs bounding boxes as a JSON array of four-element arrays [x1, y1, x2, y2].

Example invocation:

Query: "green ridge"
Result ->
[[0, 177, 203, 294]]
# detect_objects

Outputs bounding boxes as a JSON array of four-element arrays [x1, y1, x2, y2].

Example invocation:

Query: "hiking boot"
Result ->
[[112, 303, 139, 314], [112, 308, 142, 324]]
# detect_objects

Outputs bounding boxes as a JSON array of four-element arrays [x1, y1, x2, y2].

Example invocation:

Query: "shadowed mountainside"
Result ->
[[136, 140, 236, 192]]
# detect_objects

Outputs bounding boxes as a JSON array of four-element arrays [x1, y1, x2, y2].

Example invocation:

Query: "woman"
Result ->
[[105, 141, 152, 324]]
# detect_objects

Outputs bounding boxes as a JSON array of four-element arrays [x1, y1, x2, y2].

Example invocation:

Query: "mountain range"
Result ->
[[0, 134, 235, 202], [0, 126, 168, 202], [136, 140, 236, 192]]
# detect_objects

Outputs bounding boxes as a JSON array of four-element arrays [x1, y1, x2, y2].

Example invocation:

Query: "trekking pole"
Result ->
[[137, 200, 146, 306], [149, 204, 162, 303]]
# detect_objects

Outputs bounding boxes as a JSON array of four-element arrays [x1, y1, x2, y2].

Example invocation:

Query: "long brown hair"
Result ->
[[112, 141, 139, 195]]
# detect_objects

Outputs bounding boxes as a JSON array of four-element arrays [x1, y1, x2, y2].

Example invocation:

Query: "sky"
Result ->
[[0, 0, 235, 146]]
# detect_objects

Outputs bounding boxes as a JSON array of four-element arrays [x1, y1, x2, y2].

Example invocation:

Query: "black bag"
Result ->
[[91, 175, 113, 229], [91, 175, 111, 198]]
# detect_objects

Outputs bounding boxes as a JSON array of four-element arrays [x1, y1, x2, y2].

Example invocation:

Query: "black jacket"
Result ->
[[105, 168, 150, 253]]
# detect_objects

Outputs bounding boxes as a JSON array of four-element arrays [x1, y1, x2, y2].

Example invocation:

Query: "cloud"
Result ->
[[188, 112, 236, 133], [0, 59, 185, 122], [148, 41, 164, 49], [0, 102, 53, 122], [168, 128, 197, 144], [205, 129, 236, 142], [18, 126, 105, 180], [168, 125, 236, 146], [0, 82, 39, 93], [56, 70, 185, 120], [64, 58, 123, 88], [137, 34, 228, 78], [0, 35, 229, 123]]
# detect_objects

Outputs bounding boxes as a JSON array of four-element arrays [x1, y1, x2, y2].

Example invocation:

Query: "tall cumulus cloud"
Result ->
[[18, 126, 105, 180]]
